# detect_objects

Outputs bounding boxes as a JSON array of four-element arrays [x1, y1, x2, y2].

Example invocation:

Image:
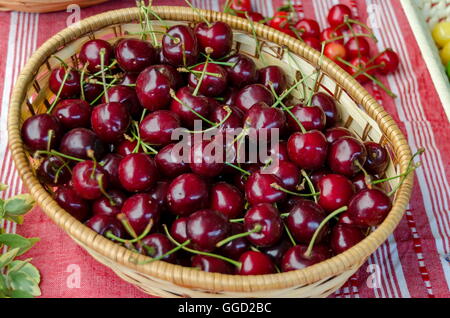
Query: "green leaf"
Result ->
[[5, 215, 24, 225], [7, 271, 41, 297], [4, 194, 35, 216], [0, 199, 4, 219], [0, 184, 8, 191], [0, 273, 7, 290], [0, 247, 20, 268], [10, 289, 34, 298], [8, 261, 40, 285], [0, 234, 39, 256]]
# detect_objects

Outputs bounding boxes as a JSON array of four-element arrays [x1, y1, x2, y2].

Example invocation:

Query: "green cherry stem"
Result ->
[[35, 150, 84, 162], [216, 224, 263, 248], [301, 170, 318, 203], [224, 162, 251, 176], [184, 0, 211, 27], [87, 60, 118, 80], [80, 63, 89, 101], [132, 240, 191, 265], [284, 223, 297, 246], [271, 72, 316, 109], [106, 219, 154, 244], [186, 106, 232, 134], [169, 89, 216, 125], [271, 183, 320, 197], [52, 55, 68, 68], [89, 78, 118, 106], [193, 52, 211, 96], [117, 213, 139, 239], [99, 48, 109, 103], [47, 67, 73, 114]]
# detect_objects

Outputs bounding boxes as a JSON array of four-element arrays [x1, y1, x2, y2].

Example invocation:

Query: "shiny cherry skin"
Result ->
[[118, 153, 158, 192], [186, 209, 230, 252], [324, 42, 347, 63], [54, 186, 91, 221], [229, 0, 252, 14], [194, 21, 233, 59], [238, 251, 275, 275], [244, 203, 282, 247], [115, 38, 157, 73], [233, 165, 260, 192], [188, 63, 228, 97], [137, 233, 176, 263], [136, 65, 173, 111], [327, 4, 353, 28], [170, 86, 210, 128], [155, 143, 191, 178], [121, 193, 160, 235], [162, 25, 199, 67], [347, 188, 392, 227], [303, 37, 322, 51], [120, 72, 138, 85], [210, 182, 244, 219], [245, 171, 286, 205], [139, 110, 180, 146], [225, 54, 258, 88], [261, 239, 292, 266], [235, 84, 274, 114], [102, 85, 142, 119], [115, 139, 139, 157], [268, 11, 295, 37], [258, 65, 287, 96], [166, 173, 209, 216], [244, 102, 286, 136], [287, 105, 326, 132], [311, 92, 341, 128], [287, 199, 328, 244], [79, 39, 113, 73], [287, 130, 328, 170], [53, 99, 91, 129], [347, 56, 375, 84], [59, 128, 106, 160], [338, 211, 358, 226], [83, 83, 103, 104], [49, 67, 81, 98], [309, 169, 329, 189], [210, 105, 243, 132], [345, 37, 371, 60], [281, 245, 331, 272], [21, 114, 62, 151], [246, 11, 265, 23], [99, 153, 123, 189], [317, 174, 355, 213], [320, 27, 344, 44], [331, 224, 366, 254], [374, 49, 399, 75], [325, 127, 354, 144], [37, 156, 71, 186], [149, 181, 170, 212], [294, 19, 320, 39], [71, 160, 109, 200], [328, 136, 367, 177], [92, 189, 126, 217], [190, 139, 225, 178], [364, 141, 388, 175], [191, 255, 233, 274], [352, 172, 371, 193], [91, 102, 130, 143], [268, 141, 289, 162], [262, 160, 300, 191], [85, 214, 125, 239], [219, 223, 250, 260]]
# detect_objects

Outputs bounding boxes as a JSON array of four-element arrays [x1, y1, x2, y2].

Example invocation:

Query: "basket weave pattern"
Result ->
[[7, 7, 414, 297], [0, 0, 109, 13]]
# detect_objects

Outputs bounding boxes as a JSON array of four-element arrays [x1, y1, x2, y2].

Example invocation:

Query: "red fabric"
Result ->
[[0, 0, 449, 298]]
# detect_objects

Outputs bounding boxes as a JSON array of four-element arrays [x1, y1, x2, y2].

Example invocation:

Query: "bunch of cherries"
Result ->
[[20, 3, 415, 276]]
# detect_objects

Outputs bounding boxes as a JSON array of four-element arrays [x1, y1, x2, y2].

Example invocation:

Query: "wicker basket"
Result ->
[[7, 7, 414, 298], [0, 0, 109, 13]]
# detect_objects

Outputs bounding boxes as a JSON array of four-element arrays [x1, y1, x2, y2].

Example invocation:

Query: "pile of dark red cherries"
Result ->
[[21, 8, 398, 276]]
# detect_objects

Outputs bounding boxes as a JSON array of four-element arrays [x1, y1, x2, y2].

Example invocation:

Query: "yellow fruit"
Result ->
[[432, 21, 450, 48], [440, 42, 450, 65]]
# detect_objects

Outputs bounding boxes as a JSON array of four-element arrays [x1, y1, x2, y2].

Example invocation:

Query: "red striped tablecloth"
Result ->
[[1, 0, 449, 298]]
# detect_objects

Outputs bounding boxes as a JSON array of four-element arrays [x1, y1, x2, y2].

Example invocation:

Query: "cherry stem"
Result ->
[[322, 33, 374, 45], [193, 52, 211, 96], [187, 106, 232, 134], [117, 213, 139, 239], [53, 158, 71, 184], [271, 183, 319, 197], [271, 72, 316, 109], [89, 78, 118, 106], [87, 60, 118, 79], [35, 150, 84, 162], [305, 206, 348, 257], [306, 43, 325, 106], [169, 89, 215, 125], [184, 0, 211, 27], [52, 55, 68, 69], [284, 223, 296, 246], [162, 224, 241, 267], [79, 63, 89, 101], [387, 148, 424, 196], [131, 121, 158, 155], [224, 162, 250, 176], [245, 11, 265, 65], [229, 217, 244, 223], [178, 68, 223, 78], [99, 48, 109, 103], [301, 170, 318, 203], [132, 240, 191, 265], [190, 56, 236, 68], [47, 67, 72, 114], [106, 219, 153, 245], [216, 224, 262, 248]]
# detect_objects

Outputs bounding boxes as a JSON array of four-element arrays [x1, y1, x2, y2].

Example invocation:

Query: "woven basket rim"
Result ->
[[7, 6, 414, 293]]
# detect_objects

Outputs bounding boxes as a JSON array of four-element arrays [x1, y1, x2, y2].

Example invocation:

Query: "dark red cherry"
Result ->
[[258, 65, 287, 96], [191, 254, 233, 274], [308, 169, 328, 189], [286, 105, 326, 132], [352, 172, 371, 193], [115, 139, 139, 157], [92, 189, 126, 217], [162, 25, 199, 67], [49, 67, 81, 98], [320, 27, 344, 44], [170, 217, 189, 243], [155, 143, 191, 178], [37, 156, 71, 186], [286, 199, 328, 244], [137, 233, 176, 263], [268, 141, 289, 162], [120, 73, 138, 85], [262, 160, 300, 191], [281, 245, 331, 272], [79, 39, 113, 73], [287, 130, 328, 170], [167, 173, 209, 216], [188, 63, 228, 97], [169, 86, 210, 128], [186, 209, 230, 252], [244, 203, 282, 247], [347, 188, 392, 227], [91, 102, 130, 143], [135, 65, 173, 111], [294, 18, 320, 39], [190, 139, 225, 178], [21, 114, 62, 151], [99, 153, 122, 189], [115, 38, 157, 73], [338, 211, 358, 226], [149, 181, 170, 212], [238, 251, 275, 275], [327, 4, 353, 29], [303, 37, 322, 51], [374, 49, 399, 75], [245, 171, 286, 205], [311, 92, 341, 128], [318, 174, 354, 213], [71, 160, 109, 200], [210, 105, 243, 132], [225, 54, 258, 88], [54, 186, 90, 221], [346, 56, 375, 84], [121, 193, 160, 235], [102, 85, 142, 119], [235, 84, 274, 114], [233, 164, 259, 192], [139, 110, 180, 146], [118, 153, 158, 192], [53, 99, 91, 129], [219, 223, 250, 260], [330, 224, 366, 254], [244, 102, 286, 137], [246, 11, 265, 23], [194, 21, 233, 59], [261, 240, 292, 266], [210, 182, 244, 219], [85, 214, 125, 239], [83, 83, 103, 104], [364, 142, 388, 175], [59, 128, 106, 160], [325, 127, 354, 144], [328, 136, 367, 177], [345, 37, 371, 60]]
